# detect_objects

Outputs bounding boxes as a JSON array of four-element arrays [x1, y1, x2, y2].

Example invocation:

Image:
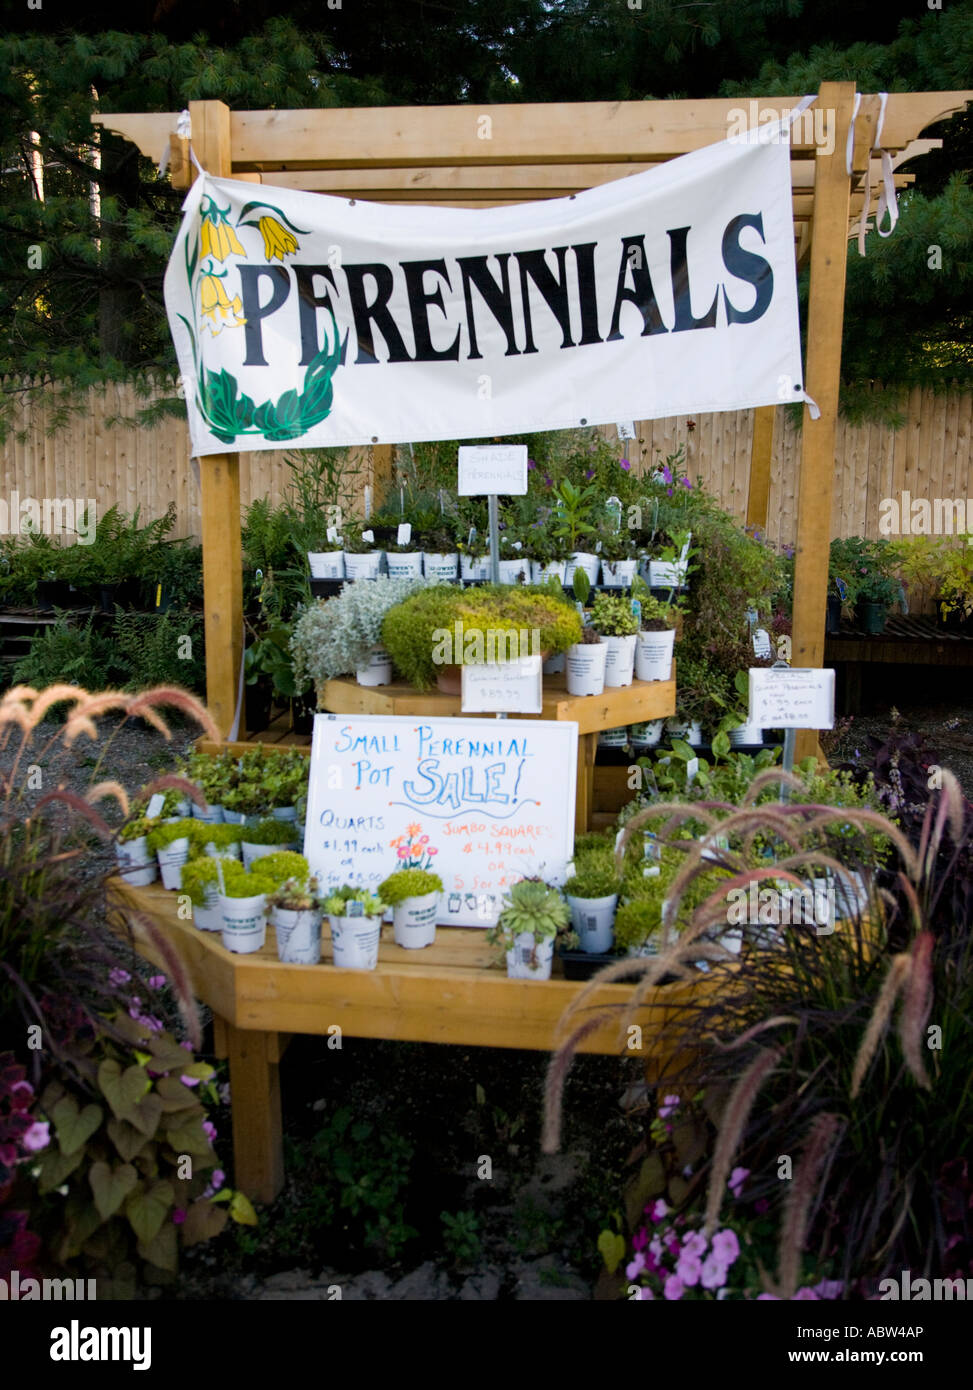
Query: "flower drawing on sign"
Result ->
[[199, 263, 247, 336], [390, 824, 439, 871], [256, 215, 300, 262], [199, 198, 246, 261]]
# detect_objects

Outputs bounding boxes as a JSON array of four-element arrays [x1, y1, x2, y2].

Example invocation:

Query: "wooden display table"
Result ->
[[107, 876, 706, 1204], [318, 673, 676, 833]]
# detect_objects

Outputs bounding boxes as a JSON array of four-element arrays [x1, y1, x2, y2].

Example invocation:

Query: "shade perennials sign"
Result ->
[[303, 714, 578, 926], [164, 125, 805, 454]]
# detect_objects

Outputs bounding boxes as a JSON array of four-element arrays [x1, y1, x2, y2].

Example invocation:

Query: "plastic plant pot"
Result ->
[[157, 838, 191, 891], [497, 557, 528, 585], [272, 907, 323, 965], [385, 552, 424, 579], [530, 559, 567, 586], [343, 551, 383, 580], [242, 839, 296, 871], [116, 837, 156, 887], [565, 641, 607, 696], [629, 719, 665, 748], [203, 839, 241, 860], [308, 551, 345, 579], [271, 806, 299, 823], [601, 633, 637, 688], [356, 646, 393, 686], [600, 558, 638, 588], [504, 933, 554, 980], [598, 725, 629, 747], [728, 723, 764, 747], [634, 628, 675, 682], [219, 894, 268, 954], [392, 892, 439, 949], [423, 552, 460, 581], [542, 651, 566, 675], [193, 883, 224, 932], [564, 552, 601, 586], [191, 802, 224, 825], [460, 555, 492, 582], [329, 914, 383, 970], [566, 892, 618, 954]]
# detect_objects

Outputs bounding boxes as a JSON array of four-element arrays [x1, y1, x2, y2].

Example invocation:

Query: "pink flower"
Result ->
[[792, 1287, 820, 1300], [635, 1286, 653, 1299], [9, 1080, 34, 1110], [812, 1279, 844, 1299], [700, 1253, 729, 1290], [663, 1274, 684, 1300], [202, 1121, 217, 1142], [21, 1121, 51, 1153], [648, 1199, 668, 1224], [676, 1252, 702, 1286], [210, 1168, 225, 1191], [179, 1040, 194, 1051], [658, 1094, 680, 1118], [626, 1254, 646, 1279], [419, 835, 429, 845], [109, 968, 131, 986], [172, 1208, 186, 1225], [148, 975, 166, 990], [728, 1166, 750, 1197], [711, 1229, 740, 1265], [620, 458, 631, 471], [397, 846, 409, 859], [428, 847, 438, 855], [180, 1074, 201, 1088], [631, 1227, 648, 1251], [682, 1231, 708, 1259]]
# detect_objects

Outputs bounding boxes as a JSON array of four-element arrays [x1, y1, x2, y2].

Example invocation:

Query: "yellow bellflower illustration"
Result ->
[[258, 215, 300, 262], [199, 265, 246, 335], [200, 198, 246, 262]]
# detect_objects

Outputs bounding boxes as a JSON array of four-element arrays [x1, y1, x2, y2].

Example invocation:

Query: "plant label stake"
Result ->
[[748, 661, 835, 804], [457, 444, 528, 584]]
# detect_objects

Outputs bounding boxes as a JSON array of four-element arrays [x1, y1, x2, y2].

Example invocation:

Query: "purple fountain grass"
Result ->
[[899, 931, 934, 1090], [139, 773, 208, 813], [30, 789, 113, 839], [849, 954, 912, 1098], [542, 1015, 611, 1155], [773, 1112, 843, 1298], [85, 781, 131, 818], [703, 1047, 781, 1235], [121, 909, 202, 1051]]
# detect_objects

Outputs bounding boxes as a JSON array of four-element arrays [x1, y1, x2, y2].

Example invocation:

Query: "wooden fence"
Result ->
[[2, 380, 970, 549]]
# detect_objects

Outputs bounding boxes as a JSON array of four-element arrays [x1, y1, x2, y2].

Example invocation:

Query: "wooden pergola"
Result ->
[[96, 86, 971, 760]]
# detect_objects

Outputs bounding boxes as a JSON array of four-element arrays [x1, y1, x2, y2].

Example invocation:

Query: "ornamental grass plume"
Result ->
[[772, 1112, 843, 1299]]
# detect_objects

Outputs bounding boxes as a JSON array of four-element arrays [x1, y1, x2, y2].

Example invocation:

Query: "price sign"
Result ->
[[748, 667, 835, 730], [616, 422, 636, 440], [458, 444, 528, 496], [461, 655, 543, 714]]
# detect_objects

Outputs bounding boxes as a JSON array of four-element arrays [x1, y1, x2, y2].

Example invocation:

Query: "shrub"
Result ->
[[378, 868, 443, 904], [290, 575, 435, 687]]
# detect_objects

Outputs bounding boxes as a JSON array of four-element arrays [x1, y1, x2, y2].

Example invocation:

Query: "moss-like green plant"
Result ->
[[613, 897, 663, 952], [253, 850, 311, 888], [566, 853, 622, 900], [240, 817, 300, 847], [197, 821, 244, 851], [118, 814, 155, 844], [382, 584, 582, 690], [219, 859, 273, 899], [590, 591, 639, 637], [181, 854, 236, 908], [145, 817, 197, 853], [378, 868, 444, 904]]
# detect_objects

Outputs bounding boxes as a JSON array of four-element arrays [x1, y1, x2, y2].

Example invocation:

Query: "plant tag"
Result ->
[[835, 577, 848, 601], [146, 794, 165, 819], [630, 599, 641, 625], [461, 655, 542, 714], [616, 422, 636, 440], [748, 666, 835, 730], [685, 757, 699, 787], [361, 529, 375, 544], [457, 444, 528, 496], [397, 523, 412, 546], [468, 526, 477, 547], [327, 526, 340, 544], [346, 900, 364, 917], [752, 628, 772, 659], [605, 495, 623, 532]]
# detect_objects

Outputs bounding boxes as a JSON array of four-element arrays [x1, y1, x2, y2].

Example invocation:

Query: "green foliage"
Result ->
[[378, 868, 444, 904], [290, 575, 435, 686], [589, 591, 638, 636], [487, 879, 571, 954], [566, 850, 622, 900], [440, 1209, 483, 1267], [111, 611, 205, 693], [218, 859, 273, 900], [612, 898, 662, 953], [830, 537, 902, 609], [12, 615, 115, 696], [240, 818, 299, 848], [145, 818, 196, 854], [322, 886, 388, 917]]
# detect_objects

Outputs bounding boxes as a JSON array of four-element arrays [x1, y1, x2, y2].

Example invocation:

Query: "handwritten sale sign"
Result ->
[[303, 714, 578, 926], [748, 667, 835, 730]]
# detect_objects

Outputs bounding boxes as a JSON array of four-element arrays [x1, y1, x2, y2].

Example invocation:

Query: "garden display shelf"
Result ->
[[106, 874, 711, 1203], [315, 672, 676, 834]]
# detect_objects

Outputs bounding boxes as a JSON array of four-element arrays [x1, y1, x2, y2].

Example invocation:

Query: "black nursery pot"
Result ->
[[856, 599, 888, 635], [825, 595, 843, 634], [244, 679, 273, 734], [291, 692, 318, 736], [309, 577, 344, 601]]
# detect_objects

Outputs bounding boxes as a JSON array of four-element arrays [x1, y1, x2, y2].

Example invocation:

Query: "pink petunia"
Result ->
[[631, 1227, 649, 1251], [172, 1209, 186, 1225], [648, 1199, 668, 1224], [663, 1274, 684, 1301], [180, 1074, 201, 1088], [202, 1121, 217, 1142], [626, 1254, 646, 1279], [700, 1254, 729, 1290], [658, 1094, 680, 1119], [728, 1166, 750, 1197], [210, 1168, 225, 1191], [682, 1230, 708, 1259], [620, 459, 631, 471], [148, 975, 166, 990], [21, 1121, 51, 1153], [676, 1252, 702, 1287], [711, 1229, 740, 1265]]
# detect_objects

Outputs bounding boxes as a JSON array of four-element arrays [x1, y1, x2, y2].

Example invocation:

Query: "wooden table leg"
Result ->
[[576, 732, 597, 835], [225, 1022, 284, 1204]]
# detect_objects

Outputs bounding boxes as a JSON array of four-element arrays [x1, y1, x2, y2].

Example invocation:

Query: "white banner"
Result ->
[[164, 128, 805, 454]]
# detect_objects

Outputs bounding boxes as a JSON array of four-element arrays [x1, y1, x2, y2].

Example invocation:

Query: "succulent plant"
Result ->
[[487, 878, 572, 963]]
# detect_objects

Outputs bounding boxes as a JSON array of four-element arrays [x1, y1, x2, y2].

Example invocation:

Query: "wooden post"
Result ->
[[372, 443, 394, 508], [224, 1023, 284, 1204], [791, 84, 857, 764], [189, 101, 244, 738], [746, 406, 775, 533]]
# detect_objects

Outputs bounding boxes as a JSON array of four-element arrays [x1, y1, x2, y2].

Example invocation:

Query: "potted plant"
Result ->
[[565, 851, 622, 954], [497, 525, 529, 585], [613, 897, 664, 957], [181, 854, 236, 932], [146, 817, 197, 890], [486, 878, 573, 980], [265, 860, 325, 964], [186, 751, 235, 823], [198, 820, 244, 860], [116, 815, 157, 886], [384, 522, 425, 579], [935, 542, 973, 632], [291, 574, 432, 692], [526, 522, 570, 587], [292, 513, 345, 580], [458, 528, 492, 583], [379, 868, 444, 949], [323, 887, 388, 970], [240, 816, 300, 870], [381, 583, 581, 693], [221, 782, 270, 826], [634, 593, 678, 681], [218, 859, 271, 954], [590, 591, 639, 687], [565, 624, 608, 696], [629, 719, 665, 748], [648, 529, 694, 591], [597, 527, 638, 588], [553, 480, 601, 586], [420, 520, 460, 581], [342, 520, 384, 580], [243, 618, 295, 733]]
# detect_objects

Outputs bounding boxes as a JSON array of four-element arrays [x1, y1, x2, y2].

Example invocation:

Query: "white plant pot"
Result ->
[[628, 940, 660, 958], [460, 554, 492, 582], [634, 628, 676, 682], [505, 933, 554, 980], [385, 551, 424, 579], [833, 870, 870, 920], [271, 806, 299, 823], [601, 633, 637, 688], [343, 551, 383, 580], [330, 914, 383, 970], [666, 718, 703, 746], [728, 723, 764, 747], [649, 559, 688, 589], [629, 719, 665, 748], [498, 557, 528, 585], [193, 884, 224, 933], [221, 809, 247, 826], [203, 839, 241, 860], [566, 893, 618, 954], [565, 642, 607, 696], [356, 646, 393, 686], [308, 550, 345, 579], [392, 892, 439, 949], [272, 907, 323, 965], [600, 557, 638, 588], [116, 837, 156, 887], [157, 838, 190, 891], [714, 926, 744, 956], [598, 726, 629, 747], [564, 552, 601, 586], [542, 651, 566, 675], [220, 894, 268, 954], [191, 802, 224, 824], [242, 839, 295, 871], [530, 559, 566, 586], [423, 552, 460, 581]]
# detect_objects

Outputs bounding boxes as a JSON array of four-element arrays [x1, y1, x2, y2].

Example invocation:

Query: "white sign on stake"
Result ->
[[457, 444, 528, 496], [461, 655, 543, 714], [748, 667, 835, 730]]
